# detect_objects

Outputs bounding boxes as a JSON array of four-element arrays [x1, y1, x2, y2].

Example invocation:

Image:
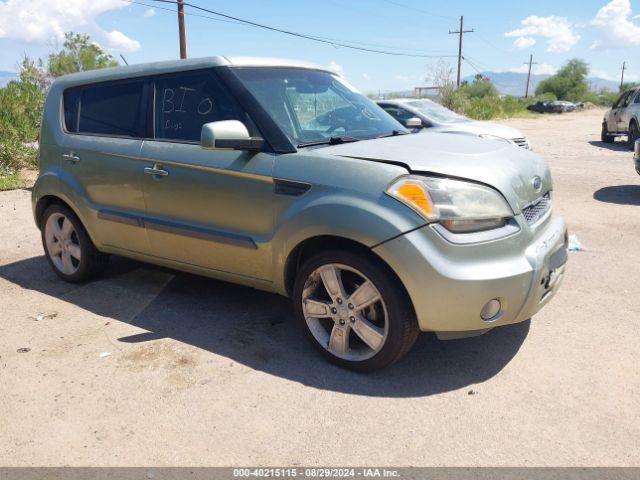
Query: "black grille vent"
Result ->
[[511, 137, 530, 149], [523, 192, 551, 225]]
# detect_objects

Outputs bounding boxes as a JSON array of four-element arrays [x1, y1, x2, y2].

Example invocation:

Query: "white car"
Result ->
[[602, 87, 640, 149], [378, 98, 531, 149]]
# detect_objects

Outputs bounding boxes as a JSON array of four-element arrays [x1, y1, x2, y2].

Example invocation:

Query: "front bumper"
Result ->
[[373, 215, 567, 333]]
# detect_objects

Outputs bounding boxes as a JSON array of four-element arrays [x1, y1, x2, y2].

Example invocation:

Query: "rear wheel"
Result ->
[[601, 123, 615, 143], [628, 121, 639, 150], [41, 204, 109, 283], [293, 250, 419, 372]]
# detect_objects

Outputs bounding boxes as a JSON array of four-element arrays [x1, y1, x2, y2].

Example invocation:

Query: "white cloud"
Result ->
[[508, 63, 559, 75], [143, 8, 156, 18], [0, 0, 141, 52], [590, 0, 640, 49], [505, 16, 580, 52], [327, 60, 344, 76], [513, 36, 536, 49], [105, 30, 140, 52], [362, 73, 370, 80]]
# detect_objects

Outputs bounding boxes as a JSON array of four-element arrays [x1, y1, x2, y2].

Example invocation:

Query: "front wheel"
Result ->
[[628, 122, 639, 150], [293, 250, 419, 372], [601, 123, 615, 143]]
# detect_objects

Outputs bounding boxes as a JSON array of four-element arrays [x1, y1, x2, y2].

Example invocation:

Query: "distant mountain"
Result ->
[[0, 70, 17, 87], [463, 72, 619, 96]]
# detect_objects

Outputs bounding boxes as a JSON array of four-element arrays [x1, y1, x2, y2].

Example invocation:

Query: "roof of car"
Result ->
[[52, 56, 333, 88]]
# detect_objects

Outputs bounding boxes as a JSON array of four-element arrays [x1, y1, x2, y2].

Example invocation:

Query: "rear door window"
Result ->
[[153, 70, 246, 142], [76, 80, 146, 137]]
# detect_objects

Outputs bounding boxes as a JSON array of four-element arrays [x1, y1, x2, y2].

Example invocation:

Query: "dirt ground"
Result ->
[[1, 108, 638, 466]]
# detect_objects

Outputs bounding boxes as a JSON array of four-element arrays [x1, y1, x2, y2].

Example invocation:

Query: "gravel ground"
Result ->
[[1, 108, 638, 466]]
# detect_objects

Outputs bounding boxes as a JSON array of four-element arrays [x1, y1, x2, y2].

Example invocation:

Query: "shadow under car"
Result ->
[[0, 254, 531, 398]]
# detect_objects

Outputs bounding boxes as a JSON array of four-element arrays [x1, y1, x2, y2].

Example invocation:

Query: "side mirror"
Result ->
[[200, 120, 264, 151], [405, 117, 423, 128]]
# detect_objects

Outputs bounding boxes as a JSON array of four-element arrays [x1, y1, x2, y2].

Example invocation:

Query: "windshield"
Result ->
[[405, 99, 468, 124], [233, 67, 407, 146]]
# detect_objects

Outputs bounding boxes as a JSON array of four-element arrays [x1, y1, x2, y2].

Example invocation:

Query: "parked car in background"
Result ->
[[378, 98, 531, 149], [527, 100, 583, 114], [634, 140, 640, 176], [33, 57, 567, 371], [601, 87, 640, 149]]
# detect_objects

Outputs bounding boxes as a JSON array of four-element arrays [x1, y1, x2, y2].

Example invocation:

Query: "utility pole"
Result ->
[[620, 61, 626, 91], [449, 16, 474, 88], [177, 0, 187, 59], [524, 54, 538, 98]]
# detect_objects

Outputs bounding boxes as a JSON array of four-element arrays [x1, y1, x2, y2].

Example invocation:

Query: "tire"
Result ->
[[40, 204, 109, 283], [628, 121, 639, 150], [292, 250, 419, 372], [601, 123, 615, 143]]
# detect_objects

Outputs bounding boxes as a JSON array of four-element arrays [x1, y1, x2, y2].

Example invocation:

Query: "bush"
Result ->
[[535, 59, 589, 102], [0, 31, 117, 179], [0, 80, 43, 174], [0, 139, 38, 174], [459, 76, 499, 99]]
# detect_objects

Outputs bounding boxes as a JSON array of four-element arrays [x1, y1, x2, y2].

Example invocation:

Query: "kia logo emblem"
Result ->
[[531, 176, 542, 192]]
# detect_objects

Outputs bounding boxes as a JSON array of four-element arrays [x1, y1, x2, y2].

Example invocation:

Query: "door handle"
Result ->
[[62, 153, 81, 163], [144, 166, 169, 177]]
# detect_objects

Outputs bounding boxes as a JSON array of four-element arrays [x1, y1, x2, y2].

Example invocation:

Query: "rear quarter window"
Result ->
[[64, 80, 146, 137], [63, 87, 81, 133]]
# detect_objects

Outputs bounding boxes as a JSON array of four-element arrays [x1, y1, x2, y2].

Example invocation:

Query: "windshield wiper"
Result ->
[[376, 130, 410, 139], [297, 136, 361, 148]]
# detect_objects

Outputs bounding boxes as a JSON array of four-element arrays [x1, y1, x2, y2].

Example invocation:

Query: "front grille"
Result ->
[[511, 137, 530, 149], [523, 192, 551, 225]]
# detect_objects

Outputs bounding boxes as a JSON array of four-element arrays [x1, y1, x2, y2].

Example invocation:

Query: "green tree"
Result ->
[[620, 81, 640, 92], [0, 31, 118, 179], [460, 75, 499, 99], [535, 59, 589, 102], [47, 32, 118, 78]]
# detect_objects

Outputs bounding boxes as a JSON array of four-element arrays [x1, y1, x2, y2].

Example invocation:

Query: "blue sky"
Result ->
[[0, 0, 638, 92]]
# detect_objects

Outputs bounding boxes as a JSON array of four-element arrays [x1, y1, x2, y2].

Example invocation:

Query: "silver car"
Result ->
[[379, 98, 531, 149], [32, 56, 566, 371], [602, 87, 640, 149]]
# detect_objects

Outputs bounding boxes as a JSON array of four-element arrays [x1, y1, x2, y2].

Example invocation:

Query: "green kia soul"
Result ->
[[33, 57, 567, 371]]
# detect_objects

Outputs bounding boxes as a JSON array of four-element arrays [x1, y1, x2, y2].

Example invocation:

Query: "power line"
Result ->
[[125, 0, 453, 55], [142, 0, 456, 58], [378, 0, 457, 20], [463, 55, 494, 73], [462, 56, 482, 76], [123, 0, 246, 26], [474, 32, 511, 55]]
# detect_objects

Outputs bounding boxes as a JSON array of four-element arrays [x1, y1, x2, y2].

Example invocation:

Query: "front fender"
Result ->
[[270, 191, 425, 294]]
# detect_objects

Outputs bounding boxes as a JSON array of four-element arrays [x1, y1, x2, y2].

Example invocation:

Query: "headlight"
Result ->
[[386, 176, 513, 233]]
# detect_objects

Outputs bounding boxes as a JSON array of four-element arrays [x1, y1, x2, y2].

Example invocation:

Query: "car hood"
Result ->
[[316, 133, 551, 213], [428, 120, 526, 141]]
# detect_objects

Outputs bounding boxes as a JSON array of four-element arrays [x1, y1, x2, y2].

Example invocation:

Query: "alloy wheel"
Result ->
[[301, 263, 388, 361], [44, 212, 81, 275]]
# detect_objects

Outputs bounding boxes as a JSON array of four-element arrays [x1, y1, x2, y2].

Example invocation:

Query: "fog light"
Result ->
[[480, 299, 502, 321]]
